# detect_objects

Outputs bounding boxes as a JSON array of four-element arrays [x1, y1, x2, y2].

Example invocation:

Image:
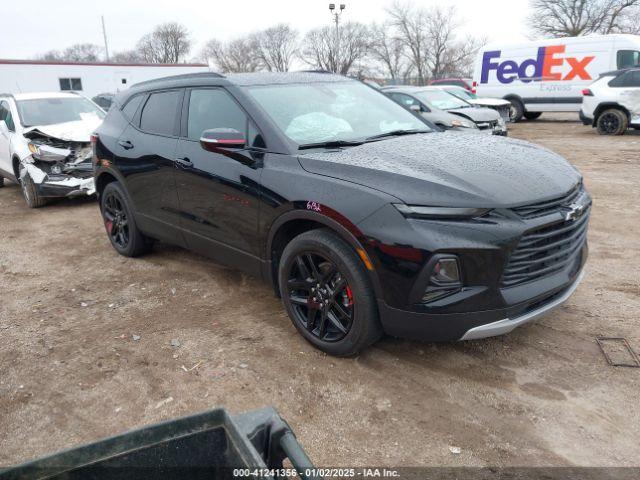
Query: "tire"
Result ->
[[524, 111, 542, 120], [278, 229, 382, 356], [20, 171, 47, 208], [100, 181, 152, 257], [596, 109, 628, 135], [508, 98, 524, 122]]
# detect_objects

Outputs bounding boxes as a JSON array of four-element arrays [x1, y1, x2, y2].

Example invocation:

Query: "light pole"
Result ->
[[329, 3, 345, 73]]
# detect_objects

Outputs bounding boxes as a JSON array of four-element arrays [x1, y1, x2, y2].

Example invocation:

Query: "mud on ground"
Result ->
[[0, 114, 639, 467]]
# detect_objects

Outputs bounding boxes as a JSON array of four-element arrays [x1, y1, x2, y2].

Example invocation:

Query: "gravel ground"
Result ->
[[0, 114, 639, 468]]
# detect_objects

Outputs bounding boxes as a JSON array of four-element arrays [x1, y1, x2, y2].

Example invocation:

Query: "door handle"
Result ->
[[118, 140, 134, 150], [175, 156, 193, 167]]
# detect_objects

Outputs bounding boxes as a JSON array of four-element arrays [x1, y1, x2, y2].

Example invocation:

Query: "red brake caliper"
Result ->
[[104, 219, 114, 234], [345, 286, 354, 306]]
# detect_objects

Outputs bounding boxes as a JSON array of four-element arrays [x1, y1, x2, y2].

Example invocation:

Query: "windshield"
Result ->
[[414, 90, 471, 110], [446, 88, 477, 101], [246, 81, 430, 145], [17, 97, 106, 127]]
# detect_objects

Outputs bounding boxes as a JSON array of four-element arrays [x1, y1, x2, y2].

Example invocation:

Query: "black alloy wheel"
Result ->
[[279, 229, 382, 356], [102, 191, 129, 249], [100, 182, 152, 257], [597, 109, 627, 135], [287, 252, 354, 342]]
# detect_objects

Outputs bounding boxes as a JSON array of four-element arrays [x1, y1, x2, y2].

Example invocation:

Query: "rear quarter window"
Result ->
[[121, 94, 144, 121]]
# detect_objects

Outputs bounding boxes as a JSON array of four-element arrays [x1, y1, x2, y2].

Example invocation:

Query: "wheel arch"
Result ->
[[593, 103, 630, 124], [266, 210, 382, 299]]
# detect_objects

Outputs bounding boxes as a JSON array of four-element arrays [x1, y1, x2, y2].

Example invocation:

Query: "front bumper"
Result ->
[[460, 270, 584, 340], [23, 162, 96, 198]]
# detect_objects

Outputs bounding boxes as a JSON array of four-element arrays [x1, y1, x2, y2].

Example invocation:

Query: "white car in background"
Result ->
[[431, 85, 512, 122], [580, 67, 640, 135], [0, 92, 105, 207]]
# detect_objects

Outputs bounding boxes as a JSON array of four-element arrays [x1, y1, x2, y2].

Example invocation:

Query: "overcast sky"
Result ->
[[0, 0, 531, 60]]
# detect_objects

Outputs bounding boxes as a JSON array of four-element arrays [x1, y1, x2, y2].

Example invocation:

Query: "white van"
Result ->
[[473, 34, 640, 121]]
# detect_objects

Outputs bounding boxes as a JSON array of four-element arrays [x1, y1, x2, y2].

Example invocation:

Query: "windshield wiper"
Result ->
[[365, 129, 431, 141], [298, 139, 364, 150]]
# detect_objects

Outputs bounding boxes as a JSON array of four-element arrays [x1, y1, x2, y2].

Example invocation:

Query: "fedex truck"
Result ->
[[473, 34, 640, 121]]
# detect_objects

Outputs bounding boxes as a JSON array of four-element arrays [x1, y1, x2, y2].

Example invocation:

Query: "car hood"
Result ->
[[297, 133, 580, 208], [469, 98, 511, 108], [23, 116, 103, 143], [447, 107, 500, 122]]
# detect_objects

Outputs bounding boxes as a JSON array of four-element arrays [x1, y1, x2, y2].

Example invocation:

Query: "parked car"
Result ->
[[580, 67, 640, 135], [382, 87, 479, 132], [384, 86, 507, 135], [0, 91, 105, 207], [473, 34, 640, 122], [429, 77, 474, 91], [92, 92, 115, 111], [433, 85, 512, 123], [93, 72, 589, 356]]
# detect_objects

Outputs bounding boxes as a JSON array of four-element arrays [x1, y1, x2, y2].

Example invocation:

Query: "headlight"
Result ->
[[394, 204, 490, 219], [451, 119, 475, 129], [28, 142, 70, 162]]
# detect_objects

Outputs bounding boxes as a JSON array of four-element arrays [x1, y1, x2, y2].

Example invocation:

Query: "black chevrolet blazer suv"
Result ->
[[92, 72, 591, 356]]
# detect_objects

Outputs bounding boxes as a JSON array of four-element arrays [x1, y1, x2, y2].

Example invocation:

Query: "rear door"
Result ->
[[174, 87, 264, 275], [115, 89, 185, 244], [617, 70, 640, 124]]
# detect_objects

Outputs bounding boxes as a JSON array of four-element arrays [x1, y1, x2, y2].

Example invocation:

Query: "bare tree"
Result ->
[[111, 50, 144, 64], [386, 2, 481, 82], [62, 43, 103, 62], [300, 22, 370, 75], [529, 0, 640, 37], [137, 22, 192, 63], [386, 1, 430, 83], [251, 24, 299, 72], [201, 37, 261, 73], [36, 44, 103, 62], [368, 22, 410, 81]]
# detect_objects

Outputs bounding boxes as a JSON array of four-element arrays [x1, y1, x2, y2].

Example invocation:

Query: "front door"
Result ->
[[174, 88, 264, 275]]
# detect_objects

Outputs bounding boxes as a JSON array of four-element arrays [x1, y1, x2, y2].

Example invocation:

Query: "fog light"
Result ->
[[431, 257, 460, 285], [421, 256, 462, 303]]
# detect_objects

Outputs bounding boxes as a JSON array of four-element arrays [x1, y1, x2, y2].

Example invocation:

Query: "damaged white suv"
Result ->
[[0, 92, 105, 207], [580, 67, 640, 135]]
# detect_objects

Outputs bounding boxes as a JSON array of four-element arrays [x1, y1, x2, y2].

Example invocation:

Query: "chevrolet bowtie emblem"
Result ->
[[564, 202, 586, 222]]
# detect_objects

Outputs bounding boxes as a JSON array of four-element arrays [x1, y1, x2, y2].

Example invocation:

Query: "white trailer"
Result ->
[[0, 60, 210, 98]]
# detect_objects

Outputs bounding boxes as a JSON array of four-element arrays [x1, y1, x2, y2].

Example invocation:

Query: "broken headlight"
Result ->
[[451, 119, 475, 129], [28, 142, 70, 162]]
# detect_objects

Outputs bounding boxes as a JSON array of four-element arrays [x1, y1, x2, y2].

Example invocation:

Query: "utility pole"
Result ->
[[329, 3, 345, 73], [101, 15, 110, 62]]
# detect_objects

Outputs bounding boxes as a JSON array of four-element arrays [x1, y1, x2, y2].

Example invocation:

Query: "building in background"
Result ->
[[0, 60, 210, 98]]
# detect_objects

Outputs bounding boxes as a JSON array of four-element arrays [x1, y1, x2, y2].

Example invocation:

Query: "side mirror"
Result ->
[[0, 120, 8, 136], [200, 128, 245, 152]]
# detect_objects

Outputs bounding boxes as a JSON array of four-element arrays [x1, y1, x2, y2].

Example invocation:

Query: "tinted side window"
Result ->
[[187, 89, 247, 141], [609, 72, 634, 88], [630, 71, 640, 87], [617, 50, 640, 69], [140, 90, 182, 136], [122, 94, 144, 121], [0, 101, 15, 131]]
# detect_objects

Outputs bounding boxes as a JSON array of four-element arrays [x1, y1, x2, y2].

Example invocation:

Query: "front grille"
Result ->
[[513, 183, 583, 219], [502, 208, 590, 287]]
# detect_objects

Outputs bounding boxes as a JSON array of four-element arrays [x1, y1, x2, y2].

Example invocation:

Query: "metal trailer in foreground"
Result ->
[[0, 407, 320, 480]]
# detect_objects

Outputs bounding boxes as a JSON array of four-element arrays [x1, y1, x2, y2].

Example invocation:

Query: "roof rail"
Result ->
[[131, 71, 225, 89]]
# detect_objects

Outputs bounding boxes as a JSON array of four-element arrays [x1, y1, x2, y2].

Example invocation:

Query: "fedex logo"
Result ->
[[480, 46, 595, 84]]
